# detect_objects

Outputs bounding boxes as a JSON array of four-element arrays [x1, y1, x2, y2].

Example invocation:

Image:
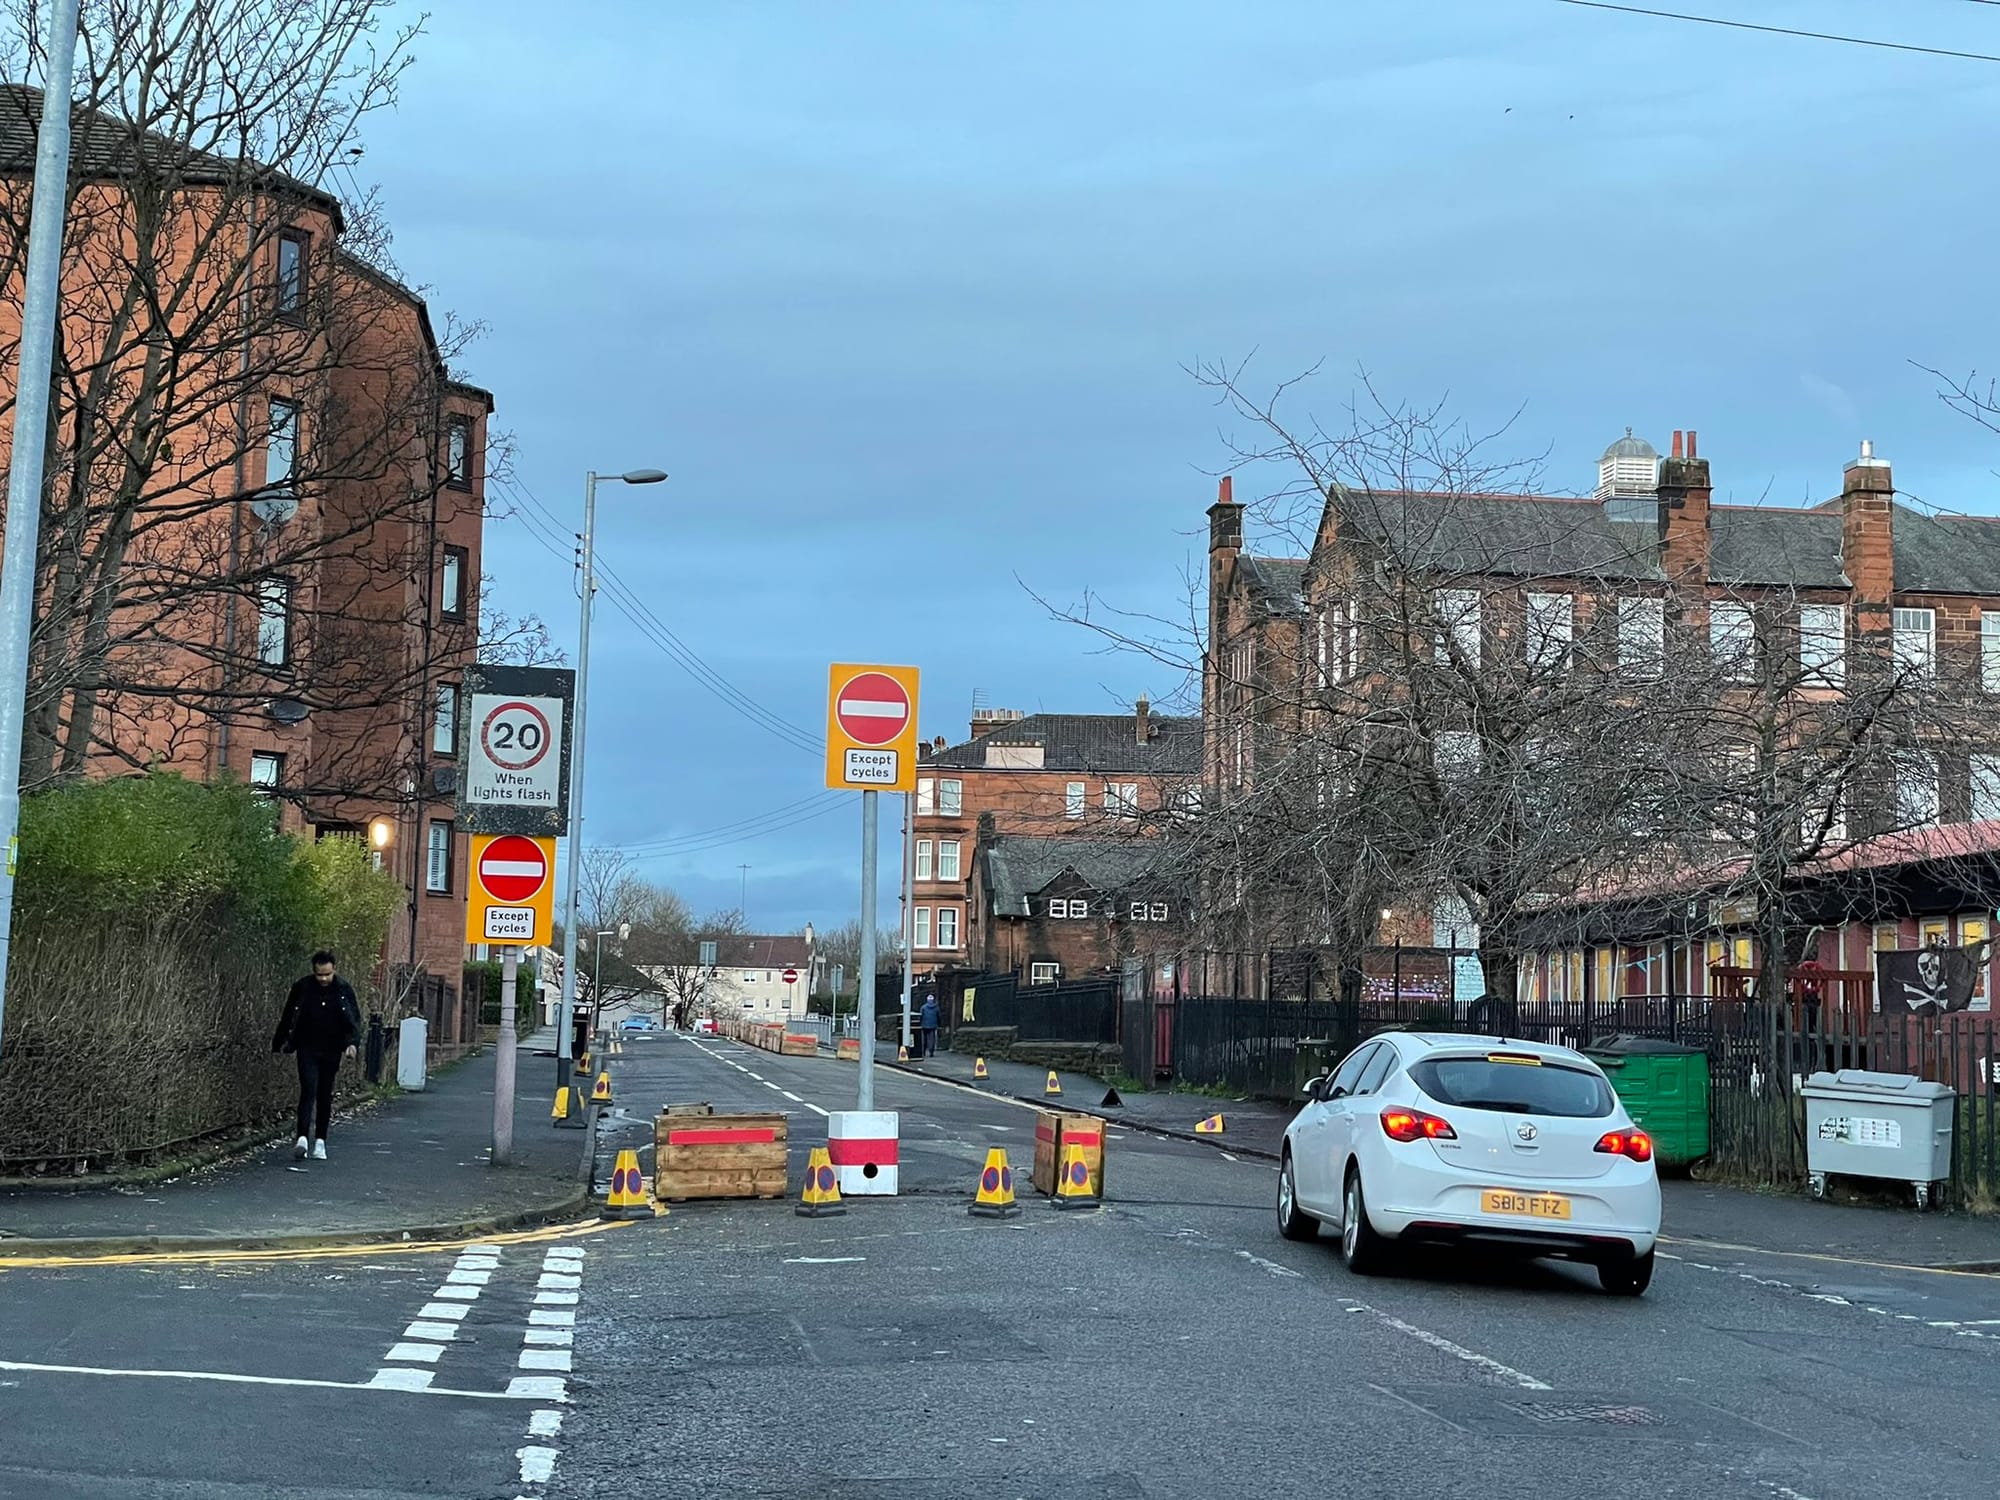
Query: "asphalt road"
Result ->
[[2, 1028, 1996, 1499]]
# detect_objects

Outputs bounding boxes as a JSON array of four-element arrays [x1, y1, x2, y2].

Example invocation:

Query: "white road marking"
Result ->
[[746, 1072, 765, 1082], [367, 1368, 434, 1391], [506, 1375, 568, 1401], [1233, 1250, 1303, 1279], [782, 1091, 804, 1102], [535, 1291, 579, 1306], [784, 1256, 865, 1265], [385, 1342, 444, 1364], [538, 1271, 581, 1290], [524, 1328, 574, 1347], [419, 1303, 473, 1322], [1220, 1151, 1240, 1163], [518, 1349, 573, 1372], [0, 1360, 546, 1400], [528, 1409, 564, 1438], [518, 1445, 559, 1484], [445, 1269, 491, 1286], [529, 1309, 575, 1327], [404, 1321, 459, 1341], [433, 1285, 481, 1301], [1342, 1299, 1551, 1390]]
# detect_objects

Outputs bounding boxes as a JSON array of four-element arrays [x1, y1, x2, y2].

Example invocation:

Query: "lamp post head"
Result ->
[[617, 469, 668, 485]]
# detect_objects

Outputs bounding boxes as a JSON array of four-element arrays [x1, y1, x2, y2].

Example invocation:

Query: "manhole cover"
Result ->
[[1509, 1401, 1667, 1426]]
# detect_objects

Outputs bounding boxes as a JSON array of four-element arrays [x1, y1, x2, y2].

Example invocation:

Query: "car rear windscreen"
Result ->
[[1409, 1056, 1614, 1118]]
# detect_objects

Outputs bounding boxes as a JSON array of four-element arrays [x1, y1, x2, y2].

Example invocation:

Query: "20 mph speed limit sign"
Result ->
[[459, 664, 575, 837]]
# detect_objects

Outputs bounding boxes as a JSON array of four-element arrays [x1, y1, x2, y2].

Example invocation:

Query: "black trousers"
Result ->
[[295, 1048, 342, 1141], [921, 1026, 938, 1057]]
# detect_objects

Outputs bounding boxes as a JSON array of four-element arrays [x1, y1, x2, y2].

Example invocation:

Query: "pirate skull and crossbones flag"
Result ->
[[1875, 941, 1990, 1014]]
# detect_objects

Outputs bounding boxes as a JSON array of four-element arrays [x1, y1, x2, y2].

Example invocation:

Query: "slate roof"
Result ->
[[1238, 556, 1308, 617], [1891, 507, 2000, 595], [982, 836, 1176, 916], [1709, 507, 1847, 589], [712, 935, 812, 969], [0, 84, 344, 227], [923, 713, 1201, 775]]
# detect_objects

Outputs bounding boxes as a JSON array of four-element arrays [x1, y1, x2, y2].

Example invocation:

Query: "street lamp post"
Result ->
[[591, 921, 629, 1038], [555, 469, 666, 1107]]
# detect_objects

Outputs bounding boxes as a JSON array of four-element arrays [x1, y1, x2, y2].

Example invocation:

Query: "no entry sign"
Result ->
[[782, 967, 799, 985], [466, 833, 557, 946], [825, 663, 920, 793]]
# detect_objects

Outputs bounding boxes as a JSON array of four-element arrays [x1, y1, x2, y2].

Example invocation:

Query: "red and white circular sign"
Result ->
[[477, 835, 549, 903], [782, 967, 799, 985], [834, 672, 911, 746]]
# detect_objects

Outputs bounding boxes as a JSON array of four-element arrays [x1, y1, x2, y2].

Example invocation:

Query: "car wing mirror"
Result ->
[[1301, 1074, 1328, 1101]]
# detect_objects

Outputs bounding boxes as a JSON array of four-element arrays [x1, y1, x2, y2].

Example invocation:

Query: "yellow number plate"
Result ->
[[1481, 1190, 1572, 1220]]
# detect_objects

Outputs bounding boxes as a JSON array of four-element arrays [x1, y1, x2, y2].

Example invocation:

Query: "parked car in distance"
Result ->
[[621, 1016, 659, 1032], [1277, 1033, 1661, 1296]]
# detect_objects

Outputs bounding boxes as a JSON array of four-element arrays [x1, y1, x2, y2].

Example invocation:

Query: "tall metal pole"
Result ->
[[899, 790, 915, 1049], [492, 944, 519, 1166], [0, 0, 83, 1064], [556, 471, 598, 1102], [857, 790, 878, 1111]]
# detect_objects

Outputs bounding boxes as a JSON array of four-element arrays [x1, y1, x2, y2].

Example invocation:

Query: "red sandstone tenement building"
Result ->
[[907, 705, 1201, 980], [0, 85, 487, 1020]]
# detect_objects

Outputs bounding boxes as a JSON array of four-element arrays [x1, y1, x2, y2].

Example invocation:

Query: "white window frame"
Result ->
[[1030, 962, 1061, 984], [915, 839, 932, 881], [266, 396, 298, 489], [1799, 603, 1845, 689], [1173, 785, 1202, 817], [934, 907, 959, 949], [1983, 612, 2000, 694], [913, 906, 932, 950], [1129, 901, 1147, 921], [447, 415, 472, 487], [249, 751, 282, 793], [1065, 781, 1085, 819], [256, 578, 292, 667], [1710, 603, 1755, 683], [1896, 750, 1940, 829], [1432, 589, 1480, 670], [937, 839, 961, 882], [425, 819, 452, 894], [917, 778, 935, 815], [1105, 783, 1138, 818], [939, 779, 963, 816], [1974, 753, 2000, 823], [1149, 901, 1168, 921], [432, 682, 458, 756], [1617, 596, 1664, 680], [1316, 600, 1357, 685], [1893, 607, 1935, 682], [441, 549, 465, 617], [1525, 592, 1572, 672], [1047, 898, 1069, 919]]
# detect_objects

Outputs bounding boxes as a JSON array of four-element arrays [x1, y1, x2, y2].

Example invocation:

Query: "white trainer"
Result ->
[[292, 1136, 309, 1159], [311, 1140, 328, 1161]]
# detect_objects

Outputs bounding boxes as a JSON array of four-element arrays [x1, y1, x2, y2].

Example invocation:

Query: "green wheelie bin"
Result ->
[[1585, 1036, 1711, 1171]]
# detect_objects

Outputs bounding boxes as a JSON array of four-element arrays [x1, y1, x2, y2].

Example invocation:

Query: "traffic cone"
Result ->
[[897, 1044, 909, 1062], [574, 1050, 591, 1077], [551, 1087, 570, 1124], [1194, 1114, 1224, 1135], [1052, 1142, 1099, 1210], [968, 1148, 1020, 1219], [591, 1071, 615, 1106], [973, 1056, 988, 1081], [796, 1146, 846, 1218], [603, 1149, 652, 1219], [1100, 1086, 1124, 1108], [1044, 1070, 1062, 1098]]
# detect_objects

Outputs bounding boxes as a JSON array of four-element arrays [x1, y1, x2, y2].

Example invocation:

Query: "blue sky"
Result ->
[[358, 1, 2000, 932]]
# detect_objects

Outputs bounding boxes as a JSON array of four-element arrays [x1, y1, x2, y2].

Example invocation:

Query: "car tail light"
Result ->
[[1381, 1107, 1457, 1143], [1595, 1129, 1655, 1163]]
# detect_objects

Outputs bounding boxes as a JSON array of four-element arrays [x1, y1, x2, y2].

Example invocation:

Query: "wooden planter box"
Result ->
[[1032, 1110, 1106, 1197], [654, 1108, 789, 1202]]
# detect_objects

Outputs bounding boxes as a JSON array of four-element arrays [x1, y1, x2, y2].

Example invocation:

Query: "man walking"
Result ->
[[273, 950, 361, 1161], [919, 990, 939, 1060]]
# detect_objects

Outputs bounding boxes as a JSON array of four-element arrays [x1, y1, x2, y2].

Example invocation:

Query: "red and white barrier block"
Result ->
[[826, 1110, 899, 1196]]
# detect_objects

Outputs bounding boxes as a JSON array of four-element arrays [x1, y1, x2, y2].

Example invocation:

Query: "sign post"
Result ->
[[826, 663, 920, 1113], [458, 664, 575, 1163]]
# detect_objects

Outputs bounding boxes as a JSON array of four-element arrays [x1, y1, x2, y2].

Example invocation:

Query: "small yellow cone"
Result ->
[[973, 1056, 988, 1080], [591, 1070, 615, 1106], [574, 1050, 592, 1077], [1044, 1070, 1062, 1097], [969, 1147, 1020, 1219], [550, 1087, 570, 1122], [604, 1149, 652, 1218], [897, 1044, 909, 1062], [796, 1146, 846, 1218], [1052, 1142, 1099, 1210], [1194, 1114, 1224, 1135]]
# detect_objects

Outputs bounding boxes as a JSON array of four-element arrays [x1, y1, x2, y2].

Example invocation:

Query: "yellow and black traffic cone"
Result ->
[[796, 1146, 846, 1218], [1044, 1070, 1062, 1098], [1194, 1113, 1224, 1135], [973, 1056, 988, 1081], [574, 1050, 591, 1077], [551, 1087, 569, 1124], [603, 1149, 653, 1219], [968, 1148, 1020, 1219], [1052, 1142, 1100, 1210], [591, 1070, 615, 1107], [897, 1043, 909, 1062], [552, 1085, 585, 1130]]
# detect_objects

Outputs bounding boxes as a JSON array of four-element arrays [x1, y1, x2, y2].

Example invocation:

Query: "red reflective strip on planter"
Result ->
[[825, 1137, 900, 1167], [668, 1128, 777, 1146]]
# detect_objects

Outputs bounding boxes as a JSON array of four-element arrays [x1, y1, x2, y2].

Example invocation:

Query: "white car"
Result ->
[[1276, 1032, 1662, 1295]]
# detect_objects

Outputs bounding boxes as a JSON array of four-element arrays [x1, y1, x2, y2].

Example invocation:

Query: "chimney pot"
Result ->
[[1671, 430, 1683, 459], [1218, 476, 1233, 506], [1687, 430, 1697, 459]]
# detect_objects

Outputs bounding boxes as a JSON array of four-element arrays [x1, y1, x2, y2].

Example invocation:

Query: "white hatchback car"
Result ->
[[1277, 1032, 1662, 1295]]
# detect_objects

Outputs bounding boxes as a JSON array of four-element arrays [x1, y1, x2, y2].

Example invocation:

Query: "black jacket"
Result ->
[[274, 976, 362, 1055]]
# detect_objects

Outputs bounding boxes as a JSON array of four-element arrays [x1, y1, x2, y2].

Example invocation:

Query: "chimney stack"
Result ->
[[1840, 439, 1895, 620], [1135, 695, 1151, 745], [1208, 475, 1243, 558], [1656, 426, 1713, 587]]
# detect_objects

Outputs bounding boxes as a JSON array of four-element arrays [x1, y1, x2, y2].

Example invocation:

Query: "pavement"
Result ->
[[1, 1026, 1995, 1498], [0, 1029, 588, 1251]]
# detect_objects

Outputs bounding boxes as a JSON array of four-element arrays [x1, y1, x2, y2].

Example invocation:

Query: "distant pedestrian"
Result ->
[[919, 991, 939, 1058], [273, 949, 361, 1162]]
